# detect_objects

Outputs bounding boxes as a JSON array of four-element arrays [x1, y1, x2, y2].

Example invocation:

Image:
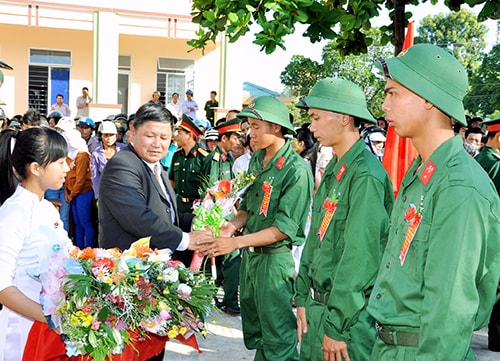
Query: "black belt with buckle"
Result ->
[[179, 196, 197, 203], [310, 288, 330, 304], [376, 323, 419, 347], [247, 245, 291, 254]]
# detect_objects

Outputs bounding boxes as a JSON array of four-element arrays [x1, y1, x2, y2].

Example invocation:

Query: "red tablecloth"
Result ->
[[23, 321, 201, 361]]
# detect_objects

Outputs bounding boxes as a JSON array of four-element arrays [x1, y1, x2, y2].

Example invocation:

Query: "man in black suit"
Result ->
[[98, 103, 209, 361]]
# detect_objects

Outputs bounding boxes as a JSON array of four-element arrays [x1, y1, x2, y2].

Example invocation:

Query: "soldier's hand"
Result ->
[[322, 335, 350, 361], [296, 306, 307, 344], [197, 237, 237, 257], [220, 222, 237, 238]]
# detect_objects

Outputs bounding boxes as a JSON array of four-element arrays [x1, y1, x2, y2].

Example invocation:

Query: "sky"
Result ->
[[231, 1, 498, 93]]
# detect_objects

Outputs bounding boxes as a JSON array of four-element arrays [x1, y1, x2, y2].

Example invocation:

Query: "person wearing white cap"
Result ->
[[361, 126, 387, 161], [202, 127, 219, 152], [55, 116, 76, 133], [90, 121, 126, 199], [63, 129, 94, 249]]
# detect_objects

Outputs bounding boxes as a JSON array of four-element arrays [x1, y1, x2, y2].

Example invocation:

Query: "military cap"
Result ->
[[178, 114, 203, 137], [238, 96, 295, 135], [297, 77, 376, 124], [376, 43, 468, 126], [483, 118, 500, 133], [214, 117, 241, 135]]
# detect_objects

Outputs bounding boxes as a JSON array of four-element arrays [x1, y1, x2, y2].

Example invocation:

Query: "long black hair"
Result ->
[[0, 127, 67, 204]]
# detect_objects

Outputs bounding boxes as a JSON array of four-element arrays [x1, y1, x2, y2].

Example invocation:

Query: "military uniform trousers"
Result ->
[[240, 248, 298, 361]]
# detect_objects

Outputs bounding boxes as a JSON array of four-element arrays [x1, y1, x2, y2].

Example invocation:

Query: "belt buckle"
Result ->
[[248, 247, 255, 253]]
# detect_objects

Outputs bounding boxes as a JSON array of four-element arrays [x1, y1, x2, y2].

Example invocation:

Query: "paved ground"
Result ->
[[163, 310, 499, 360]]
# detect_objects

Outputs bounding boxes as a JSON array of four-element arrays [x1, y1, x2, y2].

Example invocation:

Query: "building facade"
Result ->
[[0, 0, 242, 120]]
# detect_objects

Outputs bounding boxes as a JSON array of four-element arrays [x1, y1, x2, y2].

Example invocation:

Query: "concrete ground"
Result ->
[[163, 310, 499, 360]]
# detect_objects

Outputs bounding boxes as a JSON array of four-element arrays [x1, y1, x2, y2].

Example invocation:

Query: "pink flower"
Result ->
[[91, 320, 101, 330], [160, 310, 172, 320]]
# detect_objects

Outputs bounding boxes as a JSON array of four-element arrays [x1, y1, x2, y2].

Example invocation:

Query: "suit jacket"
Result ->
[[98, 144, 194, 251]]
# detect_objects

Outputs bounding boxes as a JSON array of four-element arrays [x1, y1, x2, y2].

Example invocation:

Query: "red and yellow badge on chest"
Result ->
[[260, 181, 273, 216], [318, 192, 339, 241], [400, 195, 424, 266]]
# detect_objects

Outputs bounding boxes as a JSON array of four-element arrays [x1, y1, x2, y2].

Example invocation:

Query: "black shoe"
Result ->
[[488, 341, 500, 352], [222, 305, 241, 315]]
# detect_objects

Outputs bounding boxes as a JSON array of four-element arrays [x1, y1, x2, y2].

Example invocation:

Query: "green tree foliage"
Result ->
[[464, 44, 500, 117], [280, 28, 392, 118], [188, 0, 498, 56], [416, 9, 489, 76], [280, 55, 324, 98]]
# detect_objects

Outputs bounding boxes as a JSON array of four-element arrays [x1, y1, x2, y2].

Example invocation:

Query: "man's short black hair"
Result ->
[[56, 94, 64, 99], [133, 103, 175, 130], [465, 126, 484, 139]]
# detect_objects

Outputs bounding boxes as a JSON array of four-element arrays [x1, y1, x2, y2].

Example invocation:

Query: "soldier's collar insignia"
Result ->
[[336, 163, 346, 182], [419, 160, 436, 186]]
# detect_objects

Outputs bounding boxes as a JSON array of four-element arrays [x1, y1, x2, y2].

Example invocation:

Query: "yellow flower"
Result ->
[[69, 313, 80, 326], [179, 327, 187, 336], [157, 276, 163, 281], [163, 289, 170, 295], [81, 313, 93, 327], [168, 329, 179, 338]]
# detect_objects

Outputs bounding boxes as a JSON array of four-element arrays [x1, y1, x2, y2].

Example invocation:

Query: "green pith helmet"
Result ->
[[238, 96, 295, 135], [376, 43, 468, 126], [297, 77, 376, 124]]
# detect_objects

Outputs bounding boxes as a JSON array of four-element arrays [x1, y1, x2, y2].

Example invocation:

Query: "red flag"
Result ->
[[402, 21, 415, 50], [382, 21, 418, 197]]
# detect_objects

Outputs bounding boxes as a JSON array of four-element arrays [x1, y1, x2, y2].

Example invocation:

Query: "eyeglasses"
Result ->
[[378, 58, 391, 79], [243, 108, 264, 120]]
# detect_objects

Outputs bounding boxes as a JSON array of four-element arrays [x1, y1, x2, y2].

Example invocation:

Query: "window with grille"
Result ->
[[28, 49, 71, 115]]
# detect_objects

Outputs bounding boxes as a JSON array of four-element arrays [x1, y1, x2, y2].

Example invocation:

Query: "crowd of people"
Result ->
[[0, 43, 499, 361]]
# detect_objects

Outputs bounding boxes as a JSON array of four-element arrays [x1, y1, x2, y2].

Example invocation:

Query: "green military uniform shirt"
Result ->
[[239, 140, 313, 246], [169, 144, 207, 213], [475, 145, 500, 194], [202, 145, 234, 183], [238, 140, 313, 361], [367, 135, 500, 360], [295, 139, 393, 360]]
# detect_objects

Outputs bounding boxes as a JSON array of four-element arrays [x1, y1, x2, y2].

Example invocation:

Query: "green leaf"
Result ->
[[97, 306, 109, 321]]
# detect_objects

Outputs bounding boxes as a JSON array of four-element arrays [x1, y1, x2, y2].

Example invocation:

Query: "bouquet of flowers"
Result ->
[[192, 170, 256, 237], [39, 237, 217, 361], [190, 171, 256, 272]]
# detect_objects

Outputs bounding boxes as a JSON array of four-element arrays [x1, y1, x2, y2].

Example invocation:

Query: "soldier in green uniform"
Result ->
[[366, 44, 500, 360], [475, 118, 500, 352], [199, 96, 314, 361], [294, 78, 394, 361], [168, 114, 207, 266], [169, 114, 207, 214], [475, 118, 500, 194], [202, 117, 243, 314], [202, 117, 242, 182]]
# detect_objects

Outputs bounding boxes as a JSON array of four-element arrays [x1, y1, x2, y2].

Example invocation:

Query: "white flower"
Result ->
[[177, 283, 192, 299], [162, 268, 179, 283], [148, 249, 171, 263]]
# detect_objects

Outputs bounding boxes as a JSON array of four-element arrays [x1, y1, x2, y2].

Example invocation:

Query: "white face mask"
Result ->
[[463, 140, 480, 156]]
